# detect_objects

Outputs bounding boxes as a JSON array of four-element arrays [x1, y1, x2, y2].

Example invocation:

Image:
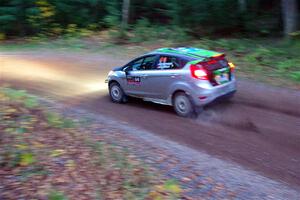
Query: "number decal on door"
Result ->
[[127, 76, 141, 85]]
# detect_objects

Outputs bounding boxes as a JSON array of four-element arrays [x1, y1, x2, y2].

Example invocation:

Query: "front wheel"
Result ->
[[173, 92, 196, 117], [109, 82, 127, 103]]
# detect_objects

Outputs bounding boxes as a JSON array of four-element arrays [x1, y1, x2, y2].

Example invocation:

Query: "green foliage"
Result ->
[[1, 88, 39, 108], [289, 31, 300, 40], [20, 152, 36, 166], [129, 18, 189, 43], [276, 59, 298, 72], [104, 0, 121, 28], [45, 112, 63, 128], [290, 71, 300, 81], [193, 38, 300, 85], [45, 112, 75, 129], [48, 191, 68, 200], [24, 96, 39, 108], [17, 127, 27, 134], [108, 28, 128, 43], [0, 146, 36, 168], [0, 32, 6, 40], [0, 0, 107, 37], [130, 18, 152, 43], [194, 38, 256, 53], [163, 179, 181, 195], [2, 88, 27, 100], [244, 47, 272, 65], [0, 0, 288, 38]]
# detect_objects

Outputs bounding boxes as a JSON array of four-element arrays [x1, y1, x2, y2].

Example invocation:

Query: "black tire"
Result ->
[[173, 92, 196, 118], [109, 82, 127, 103]]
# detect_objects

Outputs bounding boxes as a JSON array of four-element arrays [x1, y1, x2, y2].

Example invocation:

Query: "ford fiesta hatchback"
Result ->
[[106, 47, 237, 117]]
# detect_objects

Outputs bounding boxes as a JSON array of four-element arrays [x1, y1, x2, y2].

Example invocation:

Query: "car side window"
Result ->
[[140, 55, 157, 70], [125, 55, 157, 71], [129, 57, 144, 71], [156, 56, 181, 70]]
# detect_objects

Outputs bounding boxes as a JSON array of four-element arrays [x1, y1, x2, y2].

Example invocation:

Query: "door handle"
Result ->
[[171, 73, 179, 78]]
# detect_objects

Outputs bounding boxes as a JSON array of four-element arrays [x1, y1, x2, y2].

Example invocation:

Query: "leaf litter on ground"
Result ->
[[0, 87, 183, 199]]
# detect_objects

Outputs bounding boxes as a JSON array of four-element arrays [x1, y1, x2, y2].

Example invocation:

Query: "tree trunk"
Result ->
[[122, 0, 130, 29], [281, 0, 298, 38], [238, 0, 247, 12]]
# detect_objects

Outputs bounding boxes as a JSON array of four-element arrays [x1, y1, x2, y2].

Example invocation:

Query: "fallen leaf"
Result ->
[[15, 144, 29, 150], [20, 153, 35, 166], [65, 160, 76, 169], [50, 149, 65, 157], [33, 142, 45, 148]]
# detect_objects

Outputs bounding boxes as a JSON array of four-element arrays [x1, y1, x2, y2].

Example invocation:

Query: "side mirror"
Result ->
[[123, 67, 130, 75]]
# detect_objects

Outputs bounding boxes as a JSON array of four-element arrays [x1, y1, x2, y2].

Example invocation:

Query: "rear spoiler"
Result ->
[[211, 53, 225, 58], [205, 53, 226, 63], [189, 53, 225, 64]]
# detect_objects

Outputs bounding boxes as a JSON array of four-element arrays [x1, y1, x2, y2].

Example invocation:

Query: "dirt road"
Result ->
[[1, 50, 300, 188]]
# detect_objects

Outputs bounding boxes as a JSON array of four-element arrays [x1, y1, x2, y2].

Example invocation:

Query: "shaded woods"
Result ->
[[0, 0, 299, 39]]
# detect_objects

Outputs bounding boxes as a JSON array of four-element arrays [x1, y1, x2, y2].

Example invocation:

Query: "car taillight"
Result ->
[[228, 62, 235, 72], [190, 64, 208, 80]]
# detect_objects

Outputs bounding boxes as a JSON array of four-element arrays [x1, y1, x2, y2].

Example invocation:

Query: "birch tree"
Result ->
[[238, 0, 247, 12], [122, 0, 130, 29], [281, 0, 299, 38]]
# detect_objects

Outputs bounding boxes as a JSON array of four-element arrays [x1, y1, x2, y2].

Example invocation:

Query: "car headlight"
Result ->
[[108, 70, 114, 76]]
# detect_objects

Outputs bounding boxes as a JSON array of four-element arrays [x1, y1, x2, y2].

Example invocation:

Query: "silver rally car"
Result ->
[[106, 47, 237, 117]]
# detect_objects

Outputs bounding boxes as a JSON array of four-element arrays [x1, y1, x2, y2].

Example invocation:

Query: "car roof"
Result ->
[[147, 47, 224, 61]]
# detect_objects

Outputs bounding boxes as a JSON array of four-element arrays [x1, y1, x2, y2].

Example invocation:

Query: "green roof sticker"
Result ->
[[175, 47, 222, 57], [153, 47, 222, 59], [188, 59, 206, 65]]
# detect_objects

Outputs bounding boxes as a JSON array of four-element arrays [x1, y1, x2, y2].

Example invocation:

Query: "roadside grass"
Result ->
[[0, 87, 182, 199], [192, 38, 300, 88], [0, 36, 149, 58], [0, 36, 299, 88]]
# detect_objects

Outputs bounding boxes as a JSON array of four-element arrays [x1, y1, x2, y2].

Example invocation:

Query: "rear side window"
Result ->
[[156, 56, 186, 70]]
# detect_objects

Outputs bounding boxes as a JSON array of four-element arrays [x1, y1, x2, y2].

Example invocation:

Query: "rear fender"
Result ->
[[166, 82, 193, 105]]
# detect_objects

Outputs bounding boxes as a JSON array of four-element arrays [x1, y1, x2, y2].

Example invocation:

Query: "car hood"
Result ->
[[112, 66, 123, 71]]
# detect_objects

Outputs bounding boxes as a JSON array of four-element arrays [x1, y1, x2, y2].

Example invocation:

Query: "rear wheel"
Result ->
[[173, 92, 196, 117], [109, 82, 127, 103]]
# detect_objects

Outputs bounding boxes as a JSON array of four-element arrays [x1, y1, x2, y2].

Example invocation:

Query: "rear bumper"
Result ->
[[213, 90, 236, 102], [191, 80, 237, 106]]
